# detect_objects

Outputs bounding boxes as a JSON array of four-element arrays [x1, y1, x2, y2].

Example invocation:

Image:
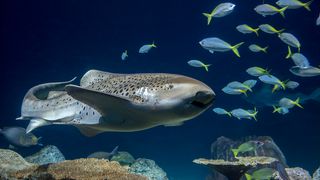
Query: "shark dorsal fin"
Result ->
[[80, 70, 121, 87], [65, 85, 131, 117]]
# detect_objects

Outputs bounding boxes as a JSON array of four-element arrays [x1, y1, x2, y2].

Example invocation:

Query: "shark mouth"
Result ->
[[190, 91, 215, 108]]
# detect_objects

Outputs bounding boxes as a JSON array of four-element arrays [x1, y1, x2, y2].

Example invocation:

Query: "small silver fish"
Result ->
[[202, 3, 236, 25], [199, 37, 244, 57], [249, 44, 268, 53], [87, 146, 119, 159], [213, 108, 232, 117], [286, 81, 299, 89], [187, 60, 211, 72], [279, 97, 303, 109], [291, 53, 310, 68], [121, 50, 128, 60], [0, 127, 42, 147], [236, 24, 259, 36], [230, 108, 258, 120], [138, 42, 156, 53], [259, 24, 285, 35], [276, 0, 313, 11], [254, 4, 288, 18], [279, 33, 301, 52]]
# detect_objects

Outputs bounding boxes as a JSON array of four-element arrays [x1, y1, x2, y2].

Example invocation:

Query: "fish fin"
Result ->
[[164, 122, 184, 127], [294, 97, 304, 109], [203, 64, 211, 72], [75, 125, 106, 137], [253, 28, 259, 36], [262, 46, 268, 53], [227, 112, 232, 117], [277, 28, 285, 35], [65, 85, 131, 117], [272, 106, 279, 113], [110, 145, 119, 156], [231, 149, 239, 157], [26, 119, 52, 133], [278, 6, 288, 18], [251, 108, 258, 121], [286, 46, 292, 59], [209, 50, 214, 54], [303, 0, 313, 11], [231, 42, 245, 58], [202, 13, 212, 25], [245, 173, 252, 180], [151, 41, 157, 48]]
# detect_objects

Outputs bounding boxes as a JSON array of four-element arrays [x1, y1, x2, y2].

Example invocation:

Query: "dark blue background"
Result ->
[[1, 0, 320, 179]]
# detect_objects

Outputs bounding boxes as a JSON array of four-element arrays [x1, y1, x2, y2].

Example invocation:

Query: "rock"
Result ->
[[24, 145, 65, 165], [210, 136, 287, 165], [275, 167, 312, 180], [129, 158, 168, 180], [9, 158, 147, 180], [193, 156, 280, 180], [314, 167, 320, 180], [0, 149, 35, 176], [111, 151, 135, 166]]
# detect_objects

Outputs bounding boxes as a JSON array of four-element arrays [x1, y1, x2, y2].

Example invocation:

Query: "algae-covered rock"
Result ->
[[314, 167, 320, 180], [111, 151, 135, 166], [274, 167, 312, 180], [10, 158, 147, 180], [24, 145, 65, 165], [129, 158, 168, 180], [0, 149, 35, 176], [193, 156, 279, 180], [211, 136, 287, 165]]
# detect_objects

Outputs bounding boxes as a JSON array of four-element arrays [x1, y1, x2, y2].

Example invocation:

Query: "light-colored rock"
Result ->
[[313, 167, 320, 180], [275, 167, 312, 180], [25, 145, 65, 165], [129, 158, 168, 180], [11, 158, 147, 180], [0, 149, 35, 174]]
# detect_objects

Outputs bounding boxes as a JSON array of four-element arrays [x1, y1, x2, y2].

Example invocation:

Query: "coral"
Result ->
[[10, 158, 147, 180], [129, 158, 168, 180], [111, 151, 135, 166], [0, 149, 35, 176], [314, 167, 320, 180], [193, 156, 279, 180], [24, 145, 65, 165]]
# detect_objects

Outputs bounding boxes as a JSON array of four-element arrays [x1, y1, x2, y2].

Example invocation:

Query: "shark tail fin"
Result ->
[[294, 97, 304, 109], [110, 145, 119, 156], [202, 13, 213, 25], [278, 6, 288, 18], [231, 42, 245, 58], [303, 0, 313, 11]]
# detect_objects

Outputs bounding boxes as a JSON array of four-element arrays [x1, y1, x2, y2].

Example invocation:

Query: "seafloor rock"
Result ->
[[274, 167, 312, 180], [111, 151, 135, 166], [314, 167, 320, 180], [211, 136, 287, 165], [24, 145, 65, 165], [9, 158, 147, 180], [193, 156, 279, 180], [0, 149, 35, 175], [129, 158, 168, 180]]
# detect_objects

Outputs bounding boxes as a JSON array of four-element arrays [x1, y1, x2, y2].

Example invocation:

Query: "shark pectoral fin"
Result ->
[[75, 125, 106, 137], [26, 119, 52, 133], [164, 122, 184, 127], [47, 91, 67, 99], [65, 85, 131, 117]]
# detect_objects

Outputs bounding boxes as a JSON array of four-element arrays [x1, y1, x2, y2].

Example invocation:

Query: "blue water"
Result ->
[[1, 0, 320, 179]]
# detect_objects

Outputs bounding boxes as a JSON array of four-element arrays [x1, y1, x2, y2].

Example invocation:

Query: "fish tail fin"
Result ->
[[231, 148, 239, 157], [245, 173, 252, 180], [231, 42, 245, 58], [203, 64, 211, 72], [253, 28, 259, 36], [202, 13, 213, 25], [110, 145, 119, 156], [294, 97, 304, 109], [262, 46, 268, 53], [227, 112, 232, 117], [272, 84, 279, 93], [240, 89, 248, 96], [303, 0, 313, 11], [286, 46, 292, 59], [277, 28, 285, 35], [278, 6, 288, 18], [280, 81, 286, 90], [151, 41, 157, 48], [252, 107, 258, 121], [298, 46, 301, 52], [272, 106, 279, 113]]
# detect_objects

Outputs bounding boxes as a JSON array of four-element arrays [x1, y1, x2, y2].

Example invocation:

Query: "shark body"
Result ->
[[18, 70, 215, 136]]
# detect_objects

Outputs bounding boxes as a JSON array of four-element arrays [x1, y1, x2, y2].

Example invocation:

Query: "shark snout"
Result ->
[[191, 90, 215, 108]]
